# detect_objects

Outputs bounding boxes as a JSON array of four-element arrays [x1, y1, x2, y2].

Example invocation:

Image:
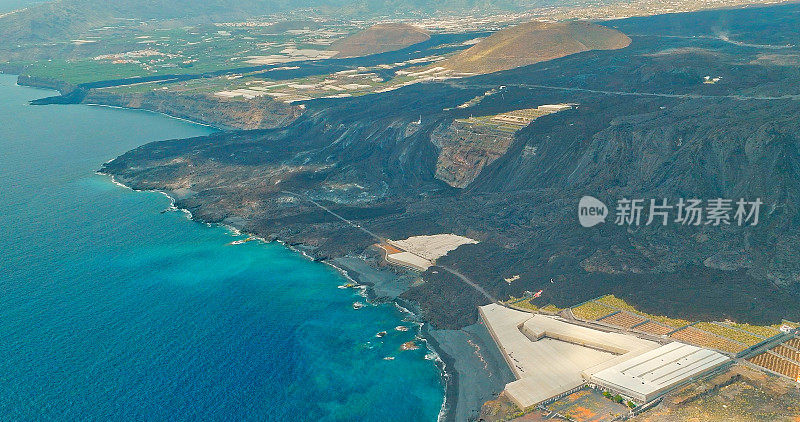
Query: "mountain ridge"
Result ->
[[441, 20, 631, 74], [331, 23, 430, 58]]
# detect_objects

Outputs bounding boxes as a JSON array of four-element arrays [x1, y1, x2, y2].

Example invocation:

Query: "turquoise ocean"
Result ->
[[0, 74, 444, 421]]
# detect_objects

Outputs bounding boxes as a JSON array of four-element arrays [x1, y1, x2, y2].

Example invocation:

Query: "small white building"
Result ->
[[589, 342, 731, 402]]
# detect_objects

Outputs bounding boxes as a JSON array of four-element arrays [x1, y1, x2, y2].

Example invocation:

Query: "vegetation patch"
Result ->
[[695, 322, 762, 346], [669, 326, 746, 354], [571, 301, 615, 320]]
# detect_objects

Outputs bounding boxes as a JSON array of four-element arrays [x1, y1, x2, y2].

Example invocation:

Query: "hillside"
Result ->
[[97, 4, 800, 330], [441, 21, 631, 74], [81, 90, 304, 130], [331, 23, 430, 58]]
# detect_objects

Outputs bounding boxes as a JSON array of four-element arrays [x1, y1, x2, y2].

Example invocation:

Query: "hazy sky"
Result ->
[[0, 0, 42, 13]]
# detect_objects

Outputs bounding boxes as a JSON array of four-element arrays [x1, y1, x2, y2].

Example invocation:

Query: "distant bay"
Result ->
[[0, 74, 443, 421]]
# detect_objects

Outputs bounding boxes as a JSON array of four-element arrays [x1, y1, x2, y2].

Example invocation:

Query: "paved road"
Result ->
[[449, 81, 800, 101], [281, 190, 385, 242], [439, 265, 500, 305], [283, 190, 504, 304]]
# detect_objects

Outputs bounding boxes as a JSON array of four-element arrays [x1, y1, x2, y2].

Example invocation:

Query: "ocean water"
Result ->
[[0, 74, 444, 421]]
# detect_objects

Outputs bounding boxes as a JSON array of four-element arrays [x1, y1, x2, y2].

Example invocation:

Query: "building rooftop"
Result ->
[[479, 304, 658, 408], [589, 342, 731, 402]]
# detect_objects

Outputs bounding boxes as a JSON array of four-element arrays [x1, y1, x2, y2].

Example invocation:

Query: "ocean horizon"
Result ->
[[0, 74, 444, 421]]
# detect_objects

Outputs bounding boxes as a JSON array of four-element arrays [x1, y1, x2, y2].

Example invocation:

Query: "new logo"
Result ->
[[578, 196, 608, 227]]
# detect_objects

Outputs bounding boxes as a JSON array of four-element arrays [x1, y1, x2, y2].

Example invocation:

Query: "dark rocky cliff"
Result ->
[[82, 90, 304, 130], [17, 74, 76, 95]]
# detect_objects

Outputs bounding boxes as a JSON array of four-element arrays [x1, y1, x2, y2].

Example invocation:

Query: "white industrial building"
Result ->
[[589, 342, 731, 402], [479, 304, 658, 408], [479, 304, 732, 409]]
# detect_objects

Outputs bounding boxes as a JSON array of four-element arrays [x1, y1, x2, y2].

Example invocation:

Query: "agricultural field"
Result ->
[[455, 104, 573, 133], [71, 45, 466, 105], [212, 71, 391, 103], [573, 295, 788, 354], [694, 322, 764, 346], [772, 345, 800, 362], [646, 314, 693, 329], [19, 22, 363, 85], [634, 321, 674, 336], [539, 304, 562, 314], [21, 59, 149, 85], [669, 326, 747, 354], [507, 297, 538, 312], [593, 295, 637, 312], [593, 295, 692, 328], [786, 337, 800, 349], [726, 321, 783, 338], [598, 311, 646, 329], [12, 14, 494, 110], [571, 301, 615, 320], [748, 352, 800, 380]]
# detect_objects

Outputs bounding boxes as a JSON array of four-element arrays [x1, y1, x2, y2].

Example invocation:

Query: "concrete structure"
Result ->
[[383, 233, 478, 271], [479, 304, 658, 409], [388, 234, 478, 262], [385, 251, 432, 271], [589, 342, 731, 402]]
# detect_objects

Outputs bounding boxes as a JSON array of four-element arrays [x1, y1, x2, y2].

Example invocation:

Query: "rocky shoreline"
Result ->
[[280, 245, 514, 422], [12, 73, 303, 131], [81, 89, 304, 130], [103, 170, 508, 422], [291, 252, 513, 422], [15, 73, 76, 94]]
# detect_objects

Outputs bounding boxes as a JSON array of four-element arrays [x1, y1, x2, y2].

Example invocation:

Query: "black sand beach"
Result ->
[[331, 255, 514, 421]]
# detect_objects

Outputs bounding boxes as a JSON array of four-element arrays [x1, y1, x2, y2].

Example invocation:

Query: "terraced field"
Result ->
[[571, 301, 615, 321], [695, 322, 763, 346], [748, 352, 800, 380], [726, 322, 781, 339], [433, 104, 575, 189], [593, 295, 691, 328], [786, 337, 800, 349], [670, 326, 747, 354], [598, 311, 646, 329], [455, 105, 572, 133], [772, 345, 800, 362], [593, 295, 636, 312], [634, 321, 674, 336], [573, 295, 787, 352], [540, 304, 562, 314], [509, 298, 538, 312], [647, 314, 693, 329]]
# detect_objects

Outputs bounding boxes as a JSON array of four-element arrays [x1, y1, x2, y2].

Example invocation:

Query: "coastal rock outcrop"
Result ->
[[82, 90, 304, 130]]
